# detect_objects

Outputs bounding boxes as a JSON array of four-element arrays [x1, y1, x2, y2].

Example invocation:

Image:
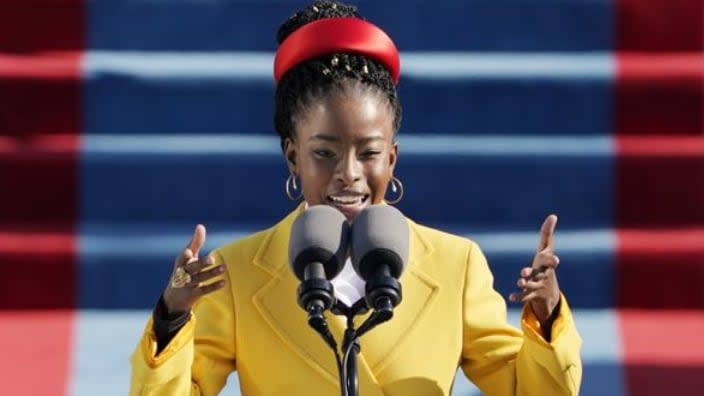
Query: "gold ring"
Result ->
[[171, 266, 192, 288]]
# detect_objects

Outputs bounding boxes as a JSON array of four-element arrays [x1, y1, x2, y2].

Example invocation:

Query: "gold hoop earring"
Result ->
[[386, 176, 404, 204], [285, 174, 303, 201]]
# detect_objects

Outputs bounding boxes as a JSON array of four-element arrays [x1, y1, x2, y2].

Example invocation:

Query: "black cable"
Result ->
[[334, 348, 347, 396], [342, 336, 359, 396], [314, 299, 382, 396]]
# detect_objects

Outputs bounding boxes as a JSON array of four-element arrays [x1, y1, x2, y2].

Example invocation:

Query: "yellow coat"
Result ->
[[130, 205, 582, 395]]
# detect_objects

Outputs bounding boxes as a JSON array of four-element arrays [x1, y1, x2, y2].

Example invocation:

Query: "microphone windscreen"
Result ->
[[350, 205, 409, 280], [288, 205, 350, 281]]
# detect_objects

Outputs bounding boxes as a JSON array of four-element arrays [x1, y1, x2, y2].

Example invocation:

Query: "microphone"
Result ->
[[350, 205, 409, 318], [289, 205, 350, 337]]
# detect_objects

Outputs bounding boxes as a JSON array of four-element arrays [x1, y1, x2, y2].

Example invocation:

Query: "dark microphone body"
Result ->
[[289, 205, 350, 324], [350, 205, 409, 315]]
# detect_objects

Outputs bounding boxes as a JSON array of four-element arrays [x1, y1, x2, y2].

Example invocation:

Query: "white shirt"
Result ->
[[331, 256, 366, 306]]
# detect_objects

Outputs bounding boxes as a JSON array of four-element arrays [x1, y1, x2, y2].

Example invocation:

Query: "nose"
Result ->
[[335, 152, 362, 185]]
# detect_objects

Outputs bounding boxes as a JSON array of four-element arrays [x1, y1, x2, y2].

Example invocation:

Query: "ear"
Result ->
[[389, 142, 399, 173], [284, 137, 298, 175]]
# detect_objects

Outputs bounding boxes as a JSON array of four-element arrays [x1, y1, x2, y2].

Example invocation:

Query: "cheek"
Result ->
[[298, 157, 334, 199], [366, 161, 393, 200]]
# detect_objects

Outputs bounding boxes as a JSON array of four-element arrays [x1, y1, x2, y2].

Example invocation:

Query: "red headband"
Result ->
[[274, 17, 400, 84]]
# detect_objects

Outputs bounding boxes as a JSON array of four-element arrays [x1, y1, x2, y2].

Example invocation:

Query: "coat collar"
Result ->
[[251, 203, 439, 392]]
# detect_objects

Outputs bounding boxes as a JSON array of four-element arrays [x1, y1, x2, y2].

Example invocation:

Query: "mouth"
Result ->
[[326, 193, 370, 219]]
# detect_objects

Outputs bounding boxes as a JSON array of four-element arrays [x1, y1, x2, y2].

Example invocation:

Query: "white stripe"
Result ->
[[79, 227, 613, 258], [83, 51, 613, 80], [68, 309, 620, 396], [470, 229, 614, 254], [84, 52, 273, 80], [83, 134, 282, 155], [402, 53, 613, 80], [400, 135, 612, 156], [82, 134, 613, 157]]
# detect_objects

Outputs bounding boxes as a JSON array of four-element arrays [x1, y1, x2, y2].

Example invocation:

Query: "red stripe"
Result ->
[[0, 310, 75, 396], [0, 134, 78, 153], [616, 54, 704, 136], [619, 310, 704, 395], [0, 229, 74, 256], [617, 229, 704, 309], [617, 0, 704, 51], [618, 53, 704, 81], [0, 51, 81, 79], [0, 228, 77, 309], [0, 54, 82, 136], [620, 310, 704, 364], [619, 136, 704, 157]]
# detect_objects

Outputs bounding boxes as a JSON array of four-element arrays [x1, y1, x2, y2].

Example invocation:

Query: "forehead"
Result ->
[[294, 88, 395, 142]]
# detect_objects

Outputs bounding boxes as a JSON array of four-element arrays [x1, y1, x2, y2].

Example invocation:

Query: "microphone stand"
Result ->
[[333, 300, 366, 396], [321, 298, 395, 396], [300, 275, 400, 395]]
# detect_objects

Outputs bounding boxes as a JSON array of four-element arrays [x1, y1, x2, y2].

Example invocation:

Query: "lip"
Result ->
[[326, 194, 370, 220]]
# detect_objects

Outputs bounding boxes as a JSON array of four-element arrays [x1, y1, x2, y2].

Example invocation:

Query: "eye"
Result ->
[[360, 150, 382, 159], [314, 149, 335, 158]]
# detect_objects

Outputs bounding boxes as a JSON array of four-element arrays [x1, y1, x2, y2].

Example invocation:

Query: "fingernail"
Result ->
[[206, 256, 214, 264], [217, 265, 225, 272]]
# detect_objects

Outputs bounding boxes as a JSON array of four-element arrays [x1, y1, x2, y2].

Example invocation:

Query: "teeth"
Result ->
[[329, 195, 364, 204]]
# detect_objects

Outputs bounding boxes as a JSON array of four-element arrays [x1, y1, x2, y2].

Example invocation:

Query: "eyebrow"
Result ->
[[309, 134, 386, 143]]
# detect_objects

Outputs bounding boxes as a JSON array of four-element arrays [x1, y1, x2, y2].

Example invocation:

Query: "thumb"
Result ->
[[537, 214, 558, 252], [187, 224, 207, 257]]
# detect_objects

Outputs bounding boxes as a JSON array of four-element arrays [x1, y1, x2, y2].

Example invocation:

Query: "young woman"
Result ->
[[129, 1, 582, 395]]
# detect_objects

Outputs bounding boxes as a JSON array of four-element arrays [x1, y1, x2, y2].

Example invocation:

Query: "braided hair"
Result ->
[[274, 0, 402, 150]]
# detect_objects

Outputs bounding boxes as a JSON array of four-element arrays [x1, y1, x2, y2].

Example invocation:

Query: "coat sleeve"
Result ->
[[129, 249, 237, 396], [460, 241, 582, 396]]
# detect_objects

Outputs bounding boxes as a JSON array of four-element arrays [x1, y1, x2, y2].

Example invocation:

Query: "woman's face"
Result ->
[[285, 86, 398, 221]]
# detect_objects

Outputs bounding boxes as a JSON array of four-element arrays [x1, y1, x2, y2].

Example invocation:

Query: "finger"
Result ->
[[193, 280, 226, 297], [537, 214, 558, 252], [187, 224, 207, 257], [528, 264, 555, 280], [519, 290, 540, 303], [509, 290, 533, 302], [175, 224, 206, 267], [188, 265, 225, 285], [533, 251, 560, 269], [509, 292, 522, 302], [510, 289, 541, 303], [520, 266, 550, 279], [184, 254, 215, 274], [517, 275, 547, 289], [518, 279, 544, 290], [175, 247, 195, 268]]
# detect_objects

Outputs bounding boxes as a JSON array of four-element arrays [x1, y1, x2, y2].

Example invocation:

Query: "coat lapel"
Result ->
[[251, 205, 438, 393], [354, 221, 439, 374], [251, 204, 347, 386]]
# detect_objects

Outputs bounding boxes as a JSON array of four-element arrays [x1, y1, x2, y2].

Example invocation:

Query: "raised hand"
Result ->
[[162, 224, 227, 313], [509, 214, 561, 324]]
